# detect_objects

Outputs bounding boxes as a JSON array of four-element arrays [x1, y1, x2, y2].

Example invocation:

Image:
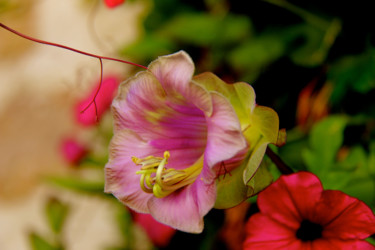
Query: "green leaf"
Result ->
[[341, 177, 375, 207], [46, 176, 104, 194], [45, 197, 69, 234], [228, 33, 285, 80], [161, 13, 252, 47], [328, 50, 375, 105], [161, 13, 220, 46], [29, 233, 61, 250], [302, 116, 347, 174], [122, 34, 176, 62], [286, 20, 341, 66]]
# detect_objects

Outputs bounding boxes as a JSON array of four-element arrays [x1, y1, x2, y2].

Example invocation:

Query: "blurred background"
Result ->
[[1, 0, 374, 249]]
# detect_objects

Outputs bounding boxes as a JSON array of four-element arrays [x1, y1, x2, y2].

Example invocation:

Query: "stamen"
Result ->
[[132, 151, 203, 198]]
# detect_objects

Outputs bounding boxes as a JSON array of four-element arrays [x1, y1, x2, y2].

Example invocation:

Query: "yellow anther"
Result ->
[[132, 151, 203, 198]]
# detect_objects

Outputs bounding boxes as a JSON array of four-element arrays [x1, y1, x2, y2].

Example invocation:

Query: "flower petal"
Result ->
[[244, 213, 303, 250], [112, 71, 166, 135], [204, 92, 247, 169], [149, 51, 213, 115], [105, 130, 158, 213], [257, 172, 323, 229], [315, 190, 375, 240], [147, 177, 216, 233]]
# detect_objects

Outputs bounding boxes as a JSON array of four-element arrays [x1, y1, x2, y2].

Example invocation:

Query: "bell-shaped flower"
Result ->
[[105, 51, 279, 233]]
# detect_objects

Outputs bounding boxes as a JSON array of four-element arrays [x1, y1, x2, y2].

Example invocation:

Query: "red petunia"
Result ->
[[244, 171, 375, 249], [75, 75, 120, 126], [104, 0, 125, 8]]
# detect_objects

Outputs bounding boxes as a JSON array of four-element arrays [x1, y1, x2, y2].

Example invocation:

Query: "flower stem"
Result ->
[[0, 22, 147, 121], [266, 146, 294, 175]]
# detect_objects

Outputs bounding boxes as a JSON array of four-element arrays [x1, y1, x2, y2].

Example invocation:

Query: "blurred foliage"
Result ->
[[29, 197, 68, 250]]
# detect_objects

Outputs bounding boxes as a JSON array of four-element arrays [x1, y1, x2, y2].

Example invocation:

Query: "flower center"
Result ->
[[296, 219, 323, 241], [132, 151, 203, 198]]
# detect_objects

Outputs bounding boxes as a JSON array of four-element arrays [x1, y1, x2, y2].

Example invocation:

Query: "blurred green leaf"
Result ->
[[329, 49, 375, 105], [369, 142, 375, 175], [228, 33, 285, 81], [336, 145, 368, 172], [29, 233, 61, 250], [161, 13, 252, 47], [122, 34, 176, 62], [162, 13, 219, 46], [302, 116, 347, 174], [46, 176, 104, 194], [45, 198, 69, 234], [341, 177, 375, 206]]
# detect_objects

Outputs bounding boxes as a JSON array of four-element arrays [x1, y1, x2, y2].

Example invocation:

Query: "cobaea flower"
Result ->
[[105, 51, 279, 233]]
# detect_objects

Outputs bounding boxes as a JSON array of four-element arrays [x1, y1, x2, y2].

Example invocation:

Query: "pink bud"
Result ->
[[75, 75, 121, 126], [104, 0, 125, 8], [60, 138, 88, 165]]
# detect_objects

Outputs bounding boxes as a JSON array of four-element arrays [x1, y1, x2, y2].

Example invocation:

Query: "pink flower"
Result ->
[[104, 0, 125, 8], [133, 212, 176, 247], [105, 51, 279, 232], [244, 172, 375, 249], [75, 75, 120, 126], [60, 138, 88, 165]]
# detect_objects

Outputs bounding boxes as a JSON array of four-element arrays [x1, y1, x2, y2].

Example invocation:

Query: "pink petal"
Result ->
[[204, 92, 247, 169], [148, 51, 212, 115], [75, 75, 120, 126], [112, 70, 208, 170], [148, 176, 216, 233], [257, 172, 323, 229], [315, 190, 375, 240], [105, 130, 156, 213]]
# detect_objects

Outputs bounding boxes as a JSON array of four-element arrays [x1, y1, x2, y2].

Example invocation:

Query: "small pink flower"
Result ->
[[104, 0, 125, 8], [75, 75, 120, 126], [133, 213, 176, 247], [244, 172, 375, 249], [60, 138, 88, 165], [105, 51, 279, 232]]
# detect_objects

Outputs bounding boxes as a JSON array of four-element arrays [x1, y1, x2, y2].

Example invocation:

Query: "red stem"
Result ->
[[0, 23, 147, 69], [0, 22, 147, 120]]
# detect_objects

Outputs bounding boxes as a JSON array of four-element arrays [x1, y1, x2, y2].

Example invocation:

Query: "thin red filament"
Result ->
[[0, 22, 148, 120]]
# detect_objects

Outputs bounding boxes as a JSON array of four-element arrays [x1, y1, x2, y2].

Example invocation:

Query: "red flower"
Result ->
[[244, 172, 375, 249], [75, 75, 120, 126], [104, 0, 125, 8], [60, 138, 88, 165]]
